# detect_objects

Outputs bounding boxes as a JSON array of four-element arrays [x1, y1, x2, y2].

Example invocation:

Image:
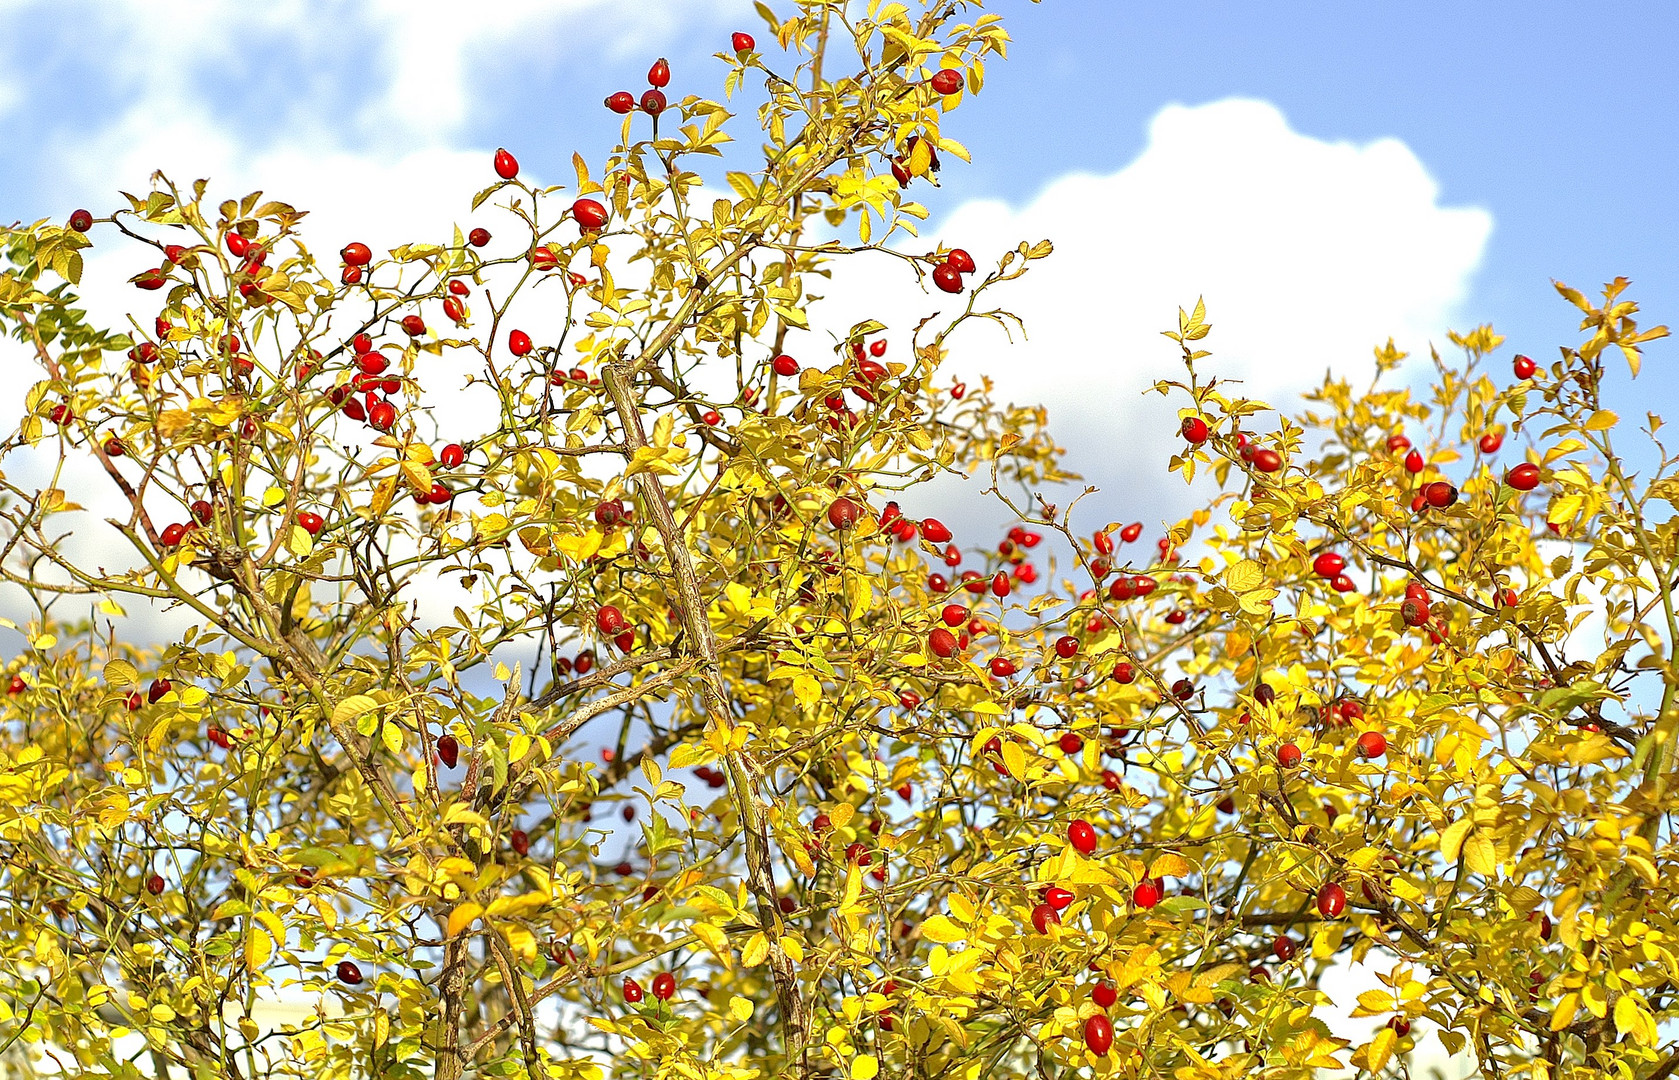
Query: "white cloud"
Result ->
[[6, 0, 743, 172], [804, 98, 1493, 514]]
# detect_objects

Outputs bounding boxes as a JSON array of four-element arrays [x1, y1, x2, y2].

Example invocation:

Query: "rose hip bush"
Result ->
[[2, 2, 1676, 1079]]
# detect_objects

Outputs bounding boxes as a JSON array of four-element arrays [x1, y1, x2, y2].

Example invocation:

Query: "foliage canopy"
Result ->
[[1, 2, 1676, 1079]]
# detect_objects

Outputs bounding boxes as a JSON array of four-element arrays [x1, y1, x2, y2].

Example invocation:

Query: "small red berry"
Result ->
[[1404, 448, 1424, 474], [647, 58, 671, 88], [929, 68, 963, 95], [336, 960, 363, 985], [1273, 935, 1295, 961], [827, 497, 862, 530], [1316, 881, 1347, 918], [1132, 878, 1162, 909], [440, 443, 465, 469], [1084, 1013, 1114, 1055], [509, 829, 530, 856], [605, 91, 635, 114], [1045, 886, 1075, 910], [493, 148, 519, 180], [400, 314, 425, 336], [436, 734, 460, 769], [623, 977, 644, 1003], [1423, 481, 1458, 508], [1507, 463, 1542, 491], [932, 263, 963, 293], [1479, 432, 1504, 454], [69, 208, 94, 232], [1251, 448, 1282, 473], [341, 241, 372, 266], [1031, 903, 1061, 934], [1513, 354, 1536, 379], [508, 329, 534, 356], [640, 89, 666, 116], [297, 511, 324, 536], [1181, 416, 1209, 444], [945, 248, 976, 274], [1401, 597, 1431, 628], [732, 32, 755, 53], [1276, 742, 1302, 768], [468, 227, 490, 247], [929, 628, 959, 658], [1110, 662, 1135, 684], [573, 198, 609, 231], [1067, 819, 1098, 855], [987, 657, 1017, 678], [1054, 635, 1079, 659], [596, 606, 627, 636], [1092, 981, 1117, 1009], [772, 354, 799, 377], [1312, 551, 1346, 578], [1356, 731, 1387, 759]]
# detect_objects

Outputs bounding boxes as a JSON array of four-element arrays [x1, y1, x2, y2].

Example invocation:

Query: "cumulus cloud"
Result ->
[[804, 98, 1493, 523]]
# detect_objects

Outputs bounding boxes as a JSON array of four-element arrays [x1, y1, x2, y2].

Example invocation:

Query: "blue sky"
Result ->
[[1, 0, 1674, 498]]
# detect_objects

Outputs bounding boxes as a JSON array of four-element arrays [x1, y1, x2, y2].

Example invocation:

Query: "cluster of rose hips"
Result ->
[[621, 971, 679, 1004], [932, 247, 975, 294], [605, 57, 675, 119], [806, 809, 893, 885], [1181, 413, 1284, 474]]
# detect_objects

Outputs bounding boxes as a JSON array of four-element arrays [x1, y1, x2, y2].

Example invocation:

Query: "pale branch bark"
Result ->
[[601, 360, 811, 1074]]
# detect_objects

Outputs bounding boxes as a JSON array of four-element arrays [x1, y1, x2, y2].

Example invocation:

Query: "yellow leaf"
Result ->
[[1463, 832, 1497, 877], [103, 659, 138, 687], [792, 674, 822, 709], [779, 934, 804, 963], [447, 902, 483, 937], [1366, 1027, 1396, 1073], [692, 920, 730, 965], [1225, 559, 1264, 593], [245, 925, 274, 972], [1439, 818, 1472, 863], [852, 1054, 879, 1080], [920, 915, 965, 944], [741, 932, 770, 968], [553, 530, 605, 563], [331, 694, 378, 727], [1584, 410, 1618, 431], [1149, 853, 1190, 879], [728, 996, 753, 1022], [829, 803, 855, 829], [1615, 994, 1655, 1045], [1001, 740, 1026, 780], [839, 865, 864, 913], [1354, 989, 1394, 1016]]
